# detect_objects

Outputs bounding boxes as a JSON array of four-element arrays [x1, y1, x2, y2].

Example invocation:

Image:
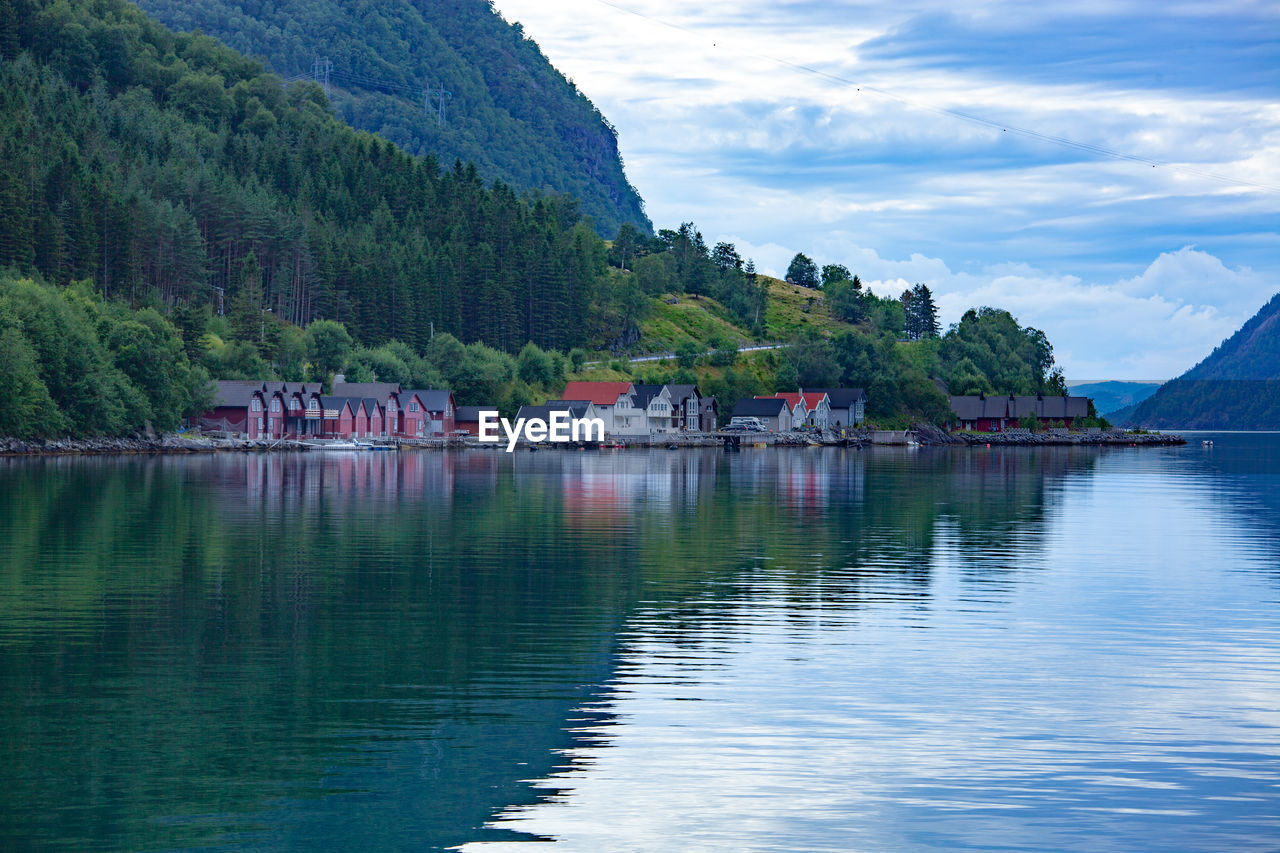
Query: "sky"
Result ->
[[488, 0, 1279, 379]]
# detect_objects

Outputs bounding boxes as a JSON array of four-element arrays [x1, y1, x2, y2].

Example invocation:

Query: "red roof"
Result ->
[[757, 392, 805, 410], [801, 391, 828, 409], [561, 381, 634, 406]]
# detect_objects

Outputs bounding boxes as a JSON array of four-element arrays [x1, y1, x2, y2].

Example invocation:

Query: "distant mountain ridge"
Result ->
[[1067, 381, 1162, 418], [134, 0, 651, 237], [1126, 292, 1280, 429]]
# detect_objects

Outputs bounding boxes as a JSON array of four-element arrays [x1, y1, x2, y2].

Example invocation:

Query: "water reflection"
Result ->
[[0, 441, 1276, 850]]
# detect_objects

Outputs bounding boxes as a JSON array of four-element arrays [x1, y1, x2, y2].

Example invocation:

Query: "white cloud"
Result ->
[[490, 0, 1280, 378]]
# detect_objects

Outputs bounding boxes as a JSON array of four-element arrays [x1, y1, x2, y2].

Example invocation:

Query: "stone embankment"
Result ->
[[1, 428, 1184, 456], [950, 431, 1183, 447], [0, 436, 310, 456]]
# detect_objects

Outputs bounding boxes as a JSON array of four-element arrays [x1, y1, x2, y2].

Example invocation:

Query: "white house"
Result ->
[[801, 391, 832, 428], [560, 381, 638, 435], [811, 388, 868, 427], [631, 384, 678, 434]]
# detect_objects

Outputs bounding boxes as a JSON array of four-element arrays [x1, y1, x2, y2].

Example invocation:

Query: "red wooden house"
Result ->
[[454, 405, 500, 436], [949, 393, 1090, 431], [203, 381, 269, 437], [398, 390, 456, 438], [282, 384, 325, 438]]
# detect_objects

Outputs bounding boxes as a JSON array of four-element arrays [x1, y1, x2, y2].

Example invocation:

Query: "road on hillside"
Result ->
[[584, 343, 787, 366]]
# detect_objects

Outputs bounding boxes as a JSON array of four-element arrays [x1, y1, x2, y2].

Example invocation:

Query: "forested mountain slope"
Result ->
[[0, 0, 639, 352], [133, 0, 650, 236], [1126, 292, 1280, 428]]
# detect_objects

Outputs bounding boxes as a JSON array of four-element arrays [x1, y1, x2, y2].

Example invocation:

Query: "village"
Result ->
[[200, 377, 1130, 448]]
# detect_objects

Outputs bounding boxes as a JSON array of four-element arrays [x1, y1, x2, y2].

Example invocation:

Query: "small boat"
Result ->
[[1202, 439, 1214, 447]]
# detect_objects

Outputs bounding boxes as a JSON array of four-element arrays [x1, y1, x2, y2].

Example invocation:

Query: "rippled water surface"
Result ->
[[1, 435, 1278, 850]]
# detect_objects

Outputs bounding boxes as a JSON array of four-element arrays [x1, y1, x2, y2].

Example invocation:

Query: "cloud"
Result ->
[[489, 0, 1280, 378], [846, 245, 1267, 379]]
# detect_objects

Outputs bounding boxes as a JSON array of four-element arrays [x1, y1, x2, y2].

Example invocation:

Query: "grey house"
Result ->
[[809, 388, 867, 427], [731, 397, 793, 432]]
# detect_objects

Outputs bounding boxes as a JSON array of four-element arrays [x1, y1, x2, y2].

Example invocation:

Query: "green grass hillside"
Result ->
[[601, 275, 862, 357], [762, 275, 860, 340]]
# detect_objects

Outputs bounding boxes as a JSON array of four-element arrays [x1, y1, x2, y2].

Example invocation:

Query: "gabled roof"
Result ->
[[278, 384, 322, 405], [664, 383, 700, 402], [757, 392, 805, 412], [332, 381, 400, 399], [948, 394, 1011, 420], [630, 383, 670, 408], [361, 397, 383, 415], [402, 389, 454, 411], [320, 396, 361, 414], [516, 402, 594, 422], [211, 380, 266, 408], [561, 381, 634, 406], [455, 405, 499, 421], [734, 397, 790, 417], [1008, 395, 1090, 419], [808, 388, 867, 407], [800, 391, 829, 409], [546, 399, 596, 418]]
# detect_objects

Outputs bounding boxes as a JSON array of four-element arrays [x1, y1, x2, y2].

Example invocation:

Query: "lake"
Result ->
[[1, 436, 1277, 851]]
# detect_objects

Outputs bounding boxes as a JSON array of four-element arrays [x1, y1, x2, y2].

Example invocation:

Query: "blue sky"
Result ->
[[491, 0, 1279, 379]]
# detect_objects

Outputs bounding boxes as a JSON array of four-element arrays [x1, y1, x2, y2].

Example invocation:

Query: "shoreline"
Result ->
[[1, 429, 1185, 457]]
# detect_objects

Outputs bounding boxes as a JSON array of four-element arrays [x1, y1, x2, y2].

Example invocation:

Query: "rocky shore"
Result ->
[[0, 436, 310, 456], [1, 427, 1184, 456], [947, 430, 1183, 447]]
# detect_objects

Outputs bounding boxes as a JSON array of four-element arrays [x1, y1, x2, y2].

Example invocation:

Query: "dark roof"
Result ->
[[700, 396, 718, 412], [455, 405, 499, 421], [665, 383, 700, 402], [732, 397, 790, 417], [402, 389, 454, 411], [515, 403, 594, 422], [809, 388, 866, 408], [1010, 395, 1090, 419], [950, 394, 1087, 421], [630, 384, 668, 408], [949, 394, 1010, 420], [332, 381, 400, 399], [211, 380, 265, 408], [546, 400, 595, 418], [320, 396, 361, 412]]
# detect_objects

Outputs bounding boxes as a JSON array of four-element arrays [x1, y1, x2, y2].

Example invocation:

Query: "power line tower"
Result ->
[[424, 83, 452, 126], [311, 56, 332, 98]]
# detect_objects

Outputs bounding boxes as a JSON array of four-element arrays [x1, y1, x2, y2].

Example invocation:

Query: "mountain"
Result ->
[[1126, 292, 1280, 429], [132, 0, 650, 237], [0, 0, 642, 353], [1067, 381, 1162, 417]]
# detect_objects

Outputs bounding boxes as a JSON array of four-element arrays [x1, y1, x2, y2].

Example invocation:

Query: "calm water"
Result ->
[[1, 436, 1277, 851]]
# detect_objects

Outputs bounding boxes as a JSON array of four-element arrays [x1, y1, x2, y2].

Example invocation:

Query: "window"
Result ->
[[308, 399, 319, 411], [251, 398, 262, 412], [271, 398, 280, 412], [409, 401, 419, 413]]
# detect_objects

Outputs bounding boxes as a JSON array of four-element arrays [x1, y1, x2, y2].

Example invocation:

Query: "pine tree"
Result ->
[[911, 283, 940, 339]]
